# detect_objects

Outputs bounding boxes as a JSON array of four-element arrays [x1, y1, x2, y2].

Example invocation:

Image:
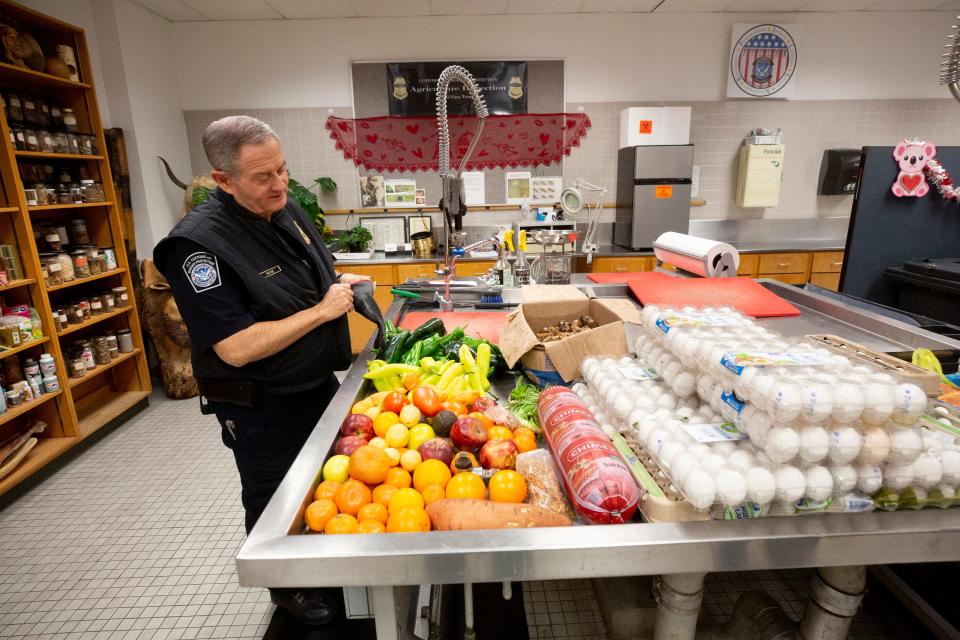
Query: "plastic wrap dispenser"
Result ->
[[653, 232, 740, 278]]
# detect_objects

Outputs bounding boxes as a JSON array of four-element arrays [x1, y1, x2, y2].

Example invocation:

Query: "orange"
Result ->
[[324, 513, 358, 534], [349, 446, 391, 485], [384, 467, 412, 489], [513, 428, 537, 453], [440, 401, 468, 417], [357, 502, 389, 525], [486, 426, 513, 441], [386, 506, 430, 532], [421, 484, 446, 505], [388, 487, 425, 514], [413, 459, 452, 492], [334, 479, 372, 516], [488, 470, 527, 503], [372, 483, 398, 507], [304, 498, 337, 532], [314, 480, 341, 501], [400, 450, 422, 472], [373, 411, 400, 438], [469, 411, 495, 429], [357, 519, 386, 534], [445, 472, 486, 500]]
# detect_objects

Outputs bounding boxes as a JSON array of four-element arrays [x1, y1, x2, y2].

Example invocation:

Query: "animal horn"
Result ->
[[158, 156, 188, 189]]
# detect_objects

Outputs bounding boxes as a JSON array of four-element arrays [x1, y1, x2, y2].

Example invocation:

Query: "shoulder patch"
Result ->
[[182, 251, 222, 293]]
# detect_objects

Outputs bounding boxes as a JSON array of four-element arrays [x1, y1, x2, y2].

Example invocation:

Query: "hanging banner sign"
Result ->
[[387, 61, 527, 116]]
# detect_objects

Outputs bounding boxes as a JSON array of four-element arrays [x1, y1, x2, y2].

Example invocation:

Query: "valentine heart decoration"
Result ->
[[892, 138, 935, 197]]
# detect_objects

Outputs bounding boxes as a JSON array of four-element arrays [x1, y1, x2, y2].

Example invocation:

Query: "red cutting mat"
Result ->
[[628, 275, 800, 318], [399, 311, 508, 344]]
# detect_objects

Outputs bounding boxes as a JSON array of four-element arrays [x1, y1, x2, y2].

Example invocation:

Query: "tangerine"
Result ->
[[386, 506, 430, 532], [388, 487, 425, 514], [357, 502, 389, 525], [413, 459, 452, 492], [420, 484, 446, 505], [349, 446, 391, 485], [373, 411, 400, 438], [372, 483, 398, 507], [304, 498, 337, 532], [440, 401, 468, 416], [512, 428, 537, 453], [385, 467, 412, 489], [357, 520, 386, 534], [486, 426, 514, 441], [334, 478, 372, 516], [469, 411, 496, 429], [488, 470, 527, 503], [445, 472, 486, 500], [324, 513, 358, 534], [314, 480, 341, 501]]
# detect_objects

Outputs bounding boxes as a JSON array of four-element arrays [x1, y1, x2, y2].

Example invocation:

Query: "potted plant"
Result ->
[[334, 225, 373, 254]]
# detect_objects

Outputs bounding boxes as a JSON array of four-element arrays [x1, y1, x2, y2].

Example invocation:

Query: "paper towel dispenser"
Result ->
[[818, 149, 861, 195]]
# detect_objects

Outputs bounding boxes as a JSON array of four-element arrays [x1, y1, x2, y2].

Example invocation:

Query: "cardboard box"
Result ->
[[619, 107, 691, 148], [500, 286, 640, 386]]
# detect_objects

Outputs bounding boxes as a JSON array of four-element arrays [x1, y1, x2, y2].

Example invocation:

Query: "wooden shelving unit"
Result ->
[[0, 1, 150, 498]]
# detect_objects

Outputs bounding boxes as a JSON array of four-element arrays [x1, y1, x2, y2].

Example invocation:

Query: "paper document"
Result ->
[[463, 171, 486, 205]]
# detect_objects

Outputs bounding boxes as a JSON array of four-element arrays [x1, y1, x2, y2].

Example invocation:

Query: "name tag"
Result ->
[[260, 265, 282, 278]]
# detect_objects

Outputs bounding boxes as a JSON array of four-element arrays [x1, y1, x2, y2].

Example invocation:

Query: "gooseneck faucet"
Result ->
[[435, 65, 489, 311]]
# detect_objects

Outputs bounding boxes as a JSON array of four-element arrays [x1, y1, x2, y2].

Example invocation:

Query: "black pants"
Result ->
[[214, 376, 340, 534]]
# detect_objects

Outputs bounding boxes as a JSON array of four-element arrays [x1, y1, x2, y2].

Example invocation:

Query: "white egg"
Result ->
[[604, 386, 624, 408], [634, 396, 657, 413], [804, 466, 834, 502], [637, 417, 658, 442], [688, 443, 711, 459], [768, 382, 802, 424], [571, 382, 587, 397], [861, 382, 894, 425], [884, 463, 914, 491], [619, 356, 635, 367], [672, 372, 696, 398], [728, 449, 754, 472], [683, 470, 717, 511], [745, 467, 777, 505], [798, 426, 830, 464], [656, 394, 678, 410], [700, 454, 727, 475], [855, 465, 883, 495], [774, 466, 806, 503], [652, 408, 672, 420], [709, 442, 736, 458], [829, 464, 858, 495], [765, 427, 800, 464], [627, 409, 647, 431], [670, 452, 699, 484], [799, 378, 833, 424], [597, 378, 616, 397], [940, 449, 960, 485], [745, 411, 773, 447], [658, 441, 684, 468], [891, 384, 928, 426], [858, 427, 891, 466], [941, 485, 957, 499], [922, 435, 944, 453], [828, 426, 862, 465], [646, 429, 670, 456], [676, 406, 696, 420], [831, 378, 865, 423], [613, 396, 635, 420], [888, 429, 923, 465], [715, 469, 748, 507], [912, 453, 943, 489]]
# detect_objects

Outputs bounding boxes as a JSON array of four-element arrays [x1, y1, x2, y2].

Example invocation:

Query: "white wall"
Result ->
[[173, 11, 956, 110]]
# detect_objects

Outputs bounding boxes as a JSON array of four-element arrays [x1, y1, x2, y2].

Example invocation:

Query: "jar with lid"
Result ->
[[70, 218, 90, 244], [41, 230, 61, 253], [39, 353, 55, 376], [71, 249, 90, 278], [117, 329, 134, 353], [5, 388, 21, 407], [37, 100, 51, 128], [56, 308, 68, 329], [105, 334, 119, 359], [80, 180, 104, 203], [42, 373, 59, 393], [70, 186, 82, 204], [89, 295, 103, 315], [53, 132, 68, 154], [99, 292, 115, 312], [112, 286, 129, 308], [32, 184, 51, 207], [51, 310, 64, 332], [77, 299, 91, 320], [78, 135, 94, 155], [62, 108, 78, 132], [68, 351, 85, 379], [23, 188, 38, 206], [84, 246, 102, 275], [56, 184, 72, 205], [55, 252, 74, 281], [38, 130, 55, 153], [49, 105, 62, 130], [11, 125, 25, 150], [78, 340, 96, 370], [93, 336, 111, 365], [67, 302, 83, 325], [65, 132, 80, 155], [23, 357, 41, 388], [21, 96, 38, 124], [23, 128, 39, 151], [86, 134, 97, 155], [5, 92, 23, 122], [40, 254, 63, 286], [101, 248, 117, 270]]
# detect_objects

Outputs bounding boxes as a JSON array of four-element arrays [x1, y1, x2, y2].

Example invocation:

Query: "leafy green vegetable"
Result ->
[[509, 376, 541, 432]]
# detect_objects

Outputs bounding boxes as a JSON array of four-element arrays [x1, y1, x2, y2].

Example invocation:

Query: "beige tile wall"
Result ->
[[184, 98, 960, 229]]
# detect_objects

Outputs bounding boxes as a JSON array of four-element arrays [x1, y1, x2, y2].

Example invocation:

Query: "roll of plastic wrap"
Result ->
[[654, 232, 740, 277]]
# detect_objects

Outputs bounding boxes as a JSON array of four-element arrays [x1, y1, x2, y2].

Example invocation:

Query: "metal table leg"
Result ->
[[371, 585, 399, 640]]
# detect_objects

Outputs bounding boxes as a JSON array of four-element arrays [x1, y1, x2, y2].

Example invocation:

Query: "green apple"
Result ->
[[322, 454, 350, 483], [408, 424, 436, 452]]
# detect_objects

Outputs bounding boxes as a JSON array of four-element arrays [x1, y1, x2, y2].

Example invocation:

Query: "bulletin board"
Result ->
[[350, 60, 566, 207], [841, 146, 960, 307]]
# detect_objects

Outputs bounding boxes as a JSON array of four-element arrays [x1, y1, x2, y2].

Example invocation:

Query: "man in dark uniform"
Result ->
[[154, 115, 369, 626]]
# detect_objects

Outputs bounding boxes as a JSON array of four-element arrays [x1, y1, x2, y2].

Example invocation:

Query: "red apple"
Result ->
[[335, 435, 368, 456], [479, 439, 519, 470], [450, 417, 488, 453], [472, 396, 496, 412], [340, 414, 374, 440], [417, 438, 454, 466]]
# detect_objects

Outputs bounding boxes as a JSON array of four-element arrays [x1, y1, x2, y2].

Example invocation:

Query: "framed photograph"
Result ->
[[505, 171, 532, 204], [359, 175, 385, 207], [531, 176, 563, 205], [385, 179, 419, 207], [409, 213, 432, 235], [415, 188, 426, 206], [360, 215, 407, 250]]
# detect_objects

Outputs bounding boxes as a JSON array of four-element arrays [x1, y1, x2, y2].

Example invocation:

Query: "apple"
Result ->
[[479, 439, 519, 470], [472, 396, 496, 412], [450, 417, 488, 453], [322, 454, 350, 483], [418, 438, 454, 466], [335, 435, 368, 456], [340, 414, 374, 440]]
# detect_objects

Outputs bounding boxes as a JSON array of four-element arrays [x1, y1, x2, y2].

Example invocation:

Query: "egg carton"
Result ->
[[807, 335, 941, 396]]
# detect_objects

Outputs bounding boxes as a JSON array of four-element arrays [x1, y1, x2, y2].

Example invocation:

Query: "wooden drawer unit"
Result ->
[[758, 252, 811, 275], [810, 272, 841, 291], [762, 272, 807, 285], [811, 251, 844, 274], [591, 256, 653, 273], [737, 253, 759, 277], [456, 261, 496, 277], [396, 262, 439, 282], [341, 264, 396, 286]]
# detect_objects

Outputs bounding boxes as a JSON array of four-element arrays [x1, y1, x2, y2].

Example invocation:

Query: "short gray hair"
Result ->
[[202, 115, 279, 174]]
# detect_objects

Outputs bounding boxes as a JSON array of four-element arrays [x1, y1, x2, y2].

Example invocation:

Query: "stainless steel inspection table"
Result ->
[[236, 281, 960, 639]]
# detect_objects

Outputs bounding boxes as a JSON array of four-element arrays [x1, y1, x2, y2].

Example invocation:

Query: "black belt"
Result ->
[[197, 376, 331, 414]]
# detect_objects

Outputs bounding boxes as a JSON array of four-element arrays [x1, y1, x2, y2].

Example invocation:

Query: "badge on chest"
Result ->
[[260, 265, 282, 278]]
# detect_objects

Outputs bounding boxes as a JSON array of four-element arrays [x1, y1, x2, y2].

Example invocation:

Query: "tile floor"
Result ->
[[0, 391, 910, 639]]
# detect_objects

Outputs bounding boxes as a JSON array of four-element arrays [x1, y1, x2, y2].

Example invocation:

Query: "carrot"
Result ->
[[425, 499, 573, 530]]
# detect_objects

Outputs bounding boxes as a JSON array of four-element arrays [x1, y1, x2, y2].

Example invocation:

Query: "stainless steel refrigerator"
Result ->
[[614, 144, 693, 250]]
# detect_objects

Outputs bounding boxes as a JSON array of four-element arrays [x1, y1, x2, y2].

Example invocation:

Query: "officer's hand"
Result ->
[[319, 283, 354, 321]]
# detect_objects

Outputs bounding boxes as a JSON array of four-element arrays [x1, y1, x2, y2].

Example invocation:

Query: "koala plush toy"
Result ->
[[892, 139, 936, 197]]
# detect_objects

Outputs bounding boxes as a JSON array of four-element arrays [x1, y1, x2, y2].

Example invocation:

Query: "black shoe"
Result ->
[[270, 587, 341, 626]]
